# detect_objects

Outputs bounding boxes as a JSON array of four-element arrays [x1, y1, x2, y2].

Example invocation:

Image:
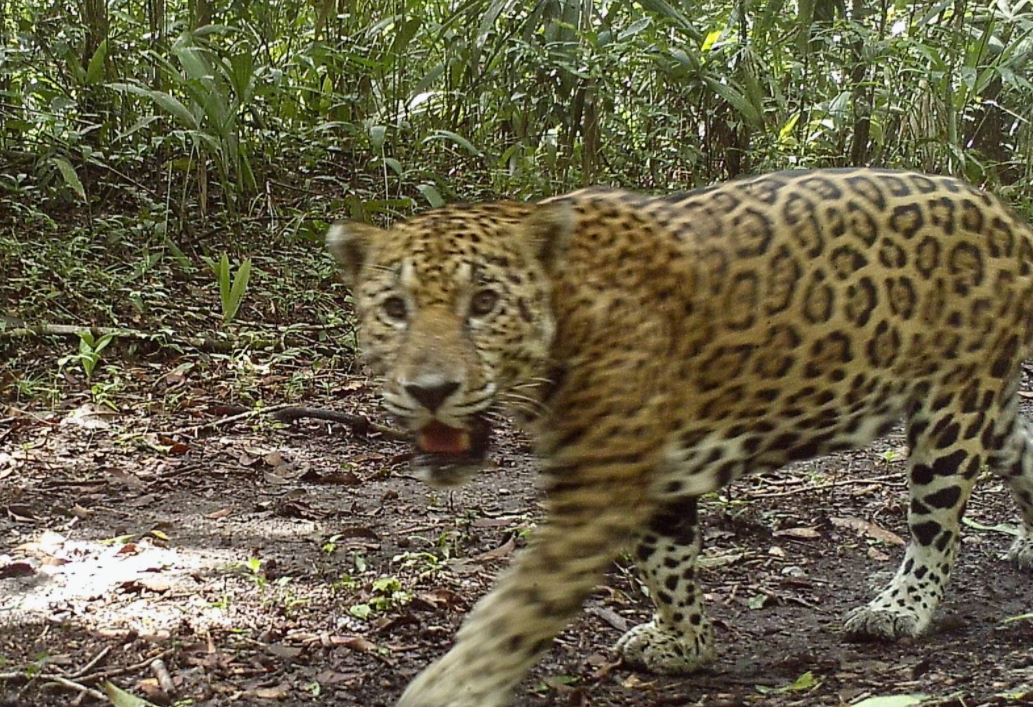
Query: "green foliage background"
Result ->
[[1, 0, 1032, 337], [3, 1, 1032, 213]]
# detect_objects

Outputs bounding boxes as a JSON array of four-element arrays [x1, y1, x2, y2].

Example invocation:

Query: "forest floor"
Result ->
[[3, 223, 1033, 707]]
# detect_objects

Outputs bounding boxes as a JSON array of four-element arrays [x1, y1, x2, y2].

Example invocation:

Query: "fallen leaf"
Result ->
[[61, 404, 115, 429], [264, 451, 286, 467], [476, 536, 517, 561], [867, 547, 890, 561], [333, 635, 377, 652], [756, 670, 820, 695], [851, 696, 928, 707], [774, 526, 821, 539], [206, 508, 233, 520], [0, 560, 36, 578], [251, 683, 290, 699], [313, 670, 361, 685], [415, 588, 463, 609], [830, 516, 905, 546], [585, 606, 628, 631], [103, 681, 159, 707], [265, 644, 304, 659], [697, 551, 744, 568]]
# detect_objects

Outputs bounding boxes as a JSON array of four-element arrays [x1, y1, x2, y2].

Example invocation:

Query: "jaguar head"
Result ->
[[326, 201, 571, 486]]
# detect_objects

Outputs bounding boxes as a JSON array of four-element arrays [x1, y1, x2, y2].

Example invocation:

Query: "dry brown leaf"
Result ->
[[332, 635, 377, 652], [476, 536, 517, 561], [867, 547, 891, 561], [830, 516, 906, 546], [774, 526, 821, 539], [251, 683, 289, 699], [265, 644, 304, 659]]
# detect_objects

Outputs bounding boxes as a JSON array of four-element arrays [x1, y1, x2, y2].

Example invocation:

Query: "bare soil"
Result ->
[[2, 224, 1032, 706], [4, 362, 1033, 707]]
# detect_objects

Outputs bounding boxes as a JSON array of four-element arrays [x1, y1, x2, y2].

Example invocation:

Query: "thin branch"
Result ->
[[0, 672, 107, 702], [166, 403, 292, 436], [272, 405, 408, 440]]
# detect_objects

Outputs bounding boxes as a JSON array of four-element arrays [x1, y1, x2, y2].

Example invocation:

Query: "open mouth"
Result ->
[[411, 415, 491, 486]]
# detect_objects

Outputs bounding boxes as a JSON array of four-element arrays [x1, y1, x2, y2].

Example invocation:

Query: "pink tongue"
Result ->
[[417, 421, 471, 454]]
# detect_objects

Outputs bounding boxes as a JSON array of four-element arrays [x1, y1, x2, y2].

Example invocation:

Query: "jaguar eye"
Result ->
[[382, 296, 407, 321], [469, 289, 499, 317]]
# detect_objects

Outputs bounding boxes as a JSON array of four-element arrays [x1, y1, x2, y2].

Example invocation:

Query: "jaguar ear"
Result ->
[[326, 221, 385, 287], [525, 201, 573, 273]]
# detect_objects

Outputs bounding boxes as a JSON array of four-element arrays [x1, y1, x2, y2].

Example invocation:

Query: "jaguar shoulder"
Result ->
[[326, 168, 1033, 707]]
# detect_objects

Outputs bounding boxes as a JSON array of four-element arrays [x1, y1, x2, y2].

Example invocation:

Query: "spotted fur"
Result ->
[[327, 168, 1033, 707]]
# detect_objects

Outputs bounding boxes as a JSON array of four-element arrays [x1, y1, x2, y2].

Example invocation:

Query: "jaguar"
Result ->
[[326, 168, 1033, 706]]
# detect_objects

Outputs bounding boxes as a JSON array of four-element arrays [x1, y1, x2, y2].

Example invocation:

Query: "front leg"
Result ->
[[399, 307, 671, 706], [397, 492, 652, 707], [617, 497, 714, 673]]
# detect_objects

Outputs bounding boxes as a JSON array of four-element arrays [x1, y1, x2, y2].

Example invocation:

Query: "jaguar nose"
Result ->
[[404, 379, 461, 412]]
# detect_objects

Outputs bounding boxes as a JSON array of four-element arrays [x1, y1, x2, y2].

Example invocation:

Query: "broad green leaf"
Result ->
[[389, 18, 422, 58], [174, 42, 212, 81], [226, 258, 252, 322], [961, 517, 1019, 536], [423, 130, 482, 157], [619, 17, 652, 41], [852, 696, 928, 707], [779, 112, 801, 144], [703, 77, 763, 127], [417, 183, 445, 208], [85, 39, 108, 84], [51, 157, 86, 201], [636, 0, 701, 40], [149, 91, 200, 130], [107, 81, 153, 99], [370, 125, 387, 152], [757, 670, 819, 694], [701, 29, 723, 52], [115, 115, 160, 143], [103, 681, 159, 706]]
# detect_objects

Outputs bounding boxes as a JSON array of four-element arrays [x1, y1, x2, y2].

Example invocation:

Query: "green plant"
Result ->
[[58, 331, 115, 378], [204, 252, 252, 323], [349, 575, 413, 619]]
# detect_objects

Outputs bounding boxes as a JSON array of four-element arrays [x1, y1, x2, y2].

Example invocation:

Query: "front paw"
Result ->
[[396, 660, 510, 707], [615, 619, 714, 674], [843, 604, 924, 641], [1007, 535, 1033, 570]]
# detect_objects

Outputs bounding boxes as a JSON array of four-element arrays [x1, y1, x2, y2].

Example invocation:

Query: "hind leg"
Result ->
[[988, 414, 1033, 568], [845, 398, 986, 640], [616, 497, 714, 673]]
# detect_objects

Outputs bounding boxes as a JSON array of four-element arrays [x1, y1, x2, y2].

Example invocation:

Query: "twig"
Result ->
[[744, 476, 902, 499], [273, 405, 407, 440], [0, 672, 107, 702], [150, 657, 175, 696], [166, 403, 292, 435], [69, 645, 111, 678], [76, 648, 175, 682]]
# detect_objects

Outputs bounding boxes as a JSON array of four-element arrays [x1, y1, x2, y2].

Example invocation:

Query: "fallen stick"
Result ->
[[0, 671, 107, 702], [150, 657, 175, 695], [272, 405, 407, 440], [169, 404, 408, 441]]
